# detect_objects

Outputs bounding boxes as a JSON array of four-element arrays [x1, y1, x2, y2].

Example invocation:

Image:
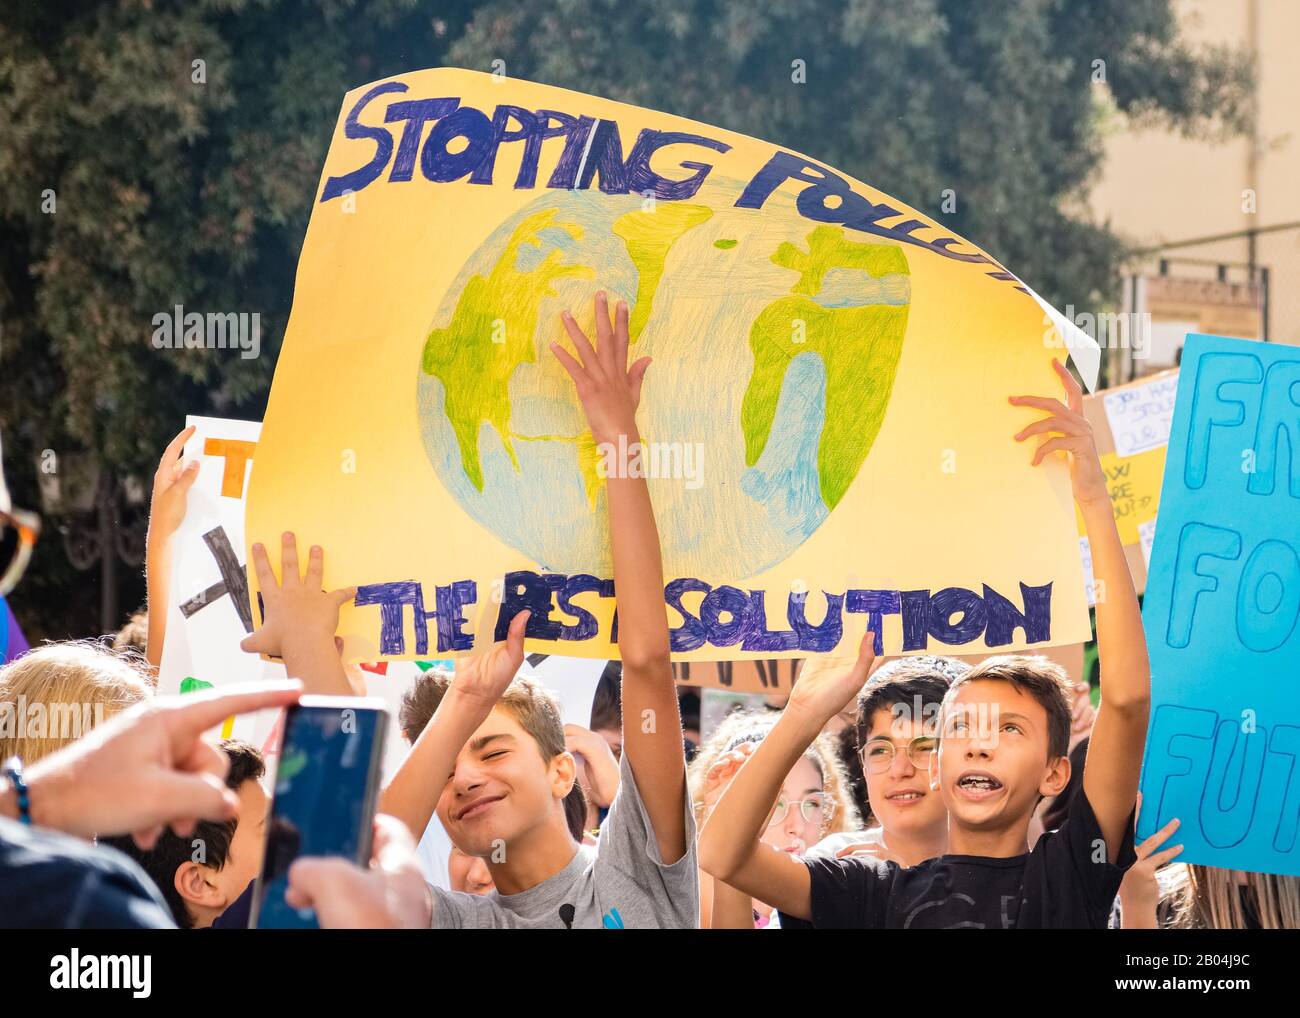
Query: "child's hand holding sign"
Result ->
[[1011, 358, 1108, 508]]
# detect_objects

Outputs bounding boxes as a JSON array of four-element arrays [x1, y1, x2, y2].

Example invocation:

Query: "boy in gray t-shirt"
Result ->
[[428, 751, 697, 928]]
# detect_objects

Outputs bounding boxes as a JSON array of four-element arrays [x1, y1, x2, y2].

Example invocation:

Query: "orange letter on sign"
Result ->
[[204, 438, 257, 498]]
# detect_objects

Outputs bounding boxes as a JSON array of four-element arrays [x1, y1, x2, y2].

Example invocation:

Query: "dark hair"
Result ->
[[590, 661, 622, 732], [563, 780, 588, 840], [945, 655, 1073, 759], [853, 656, 968, 753], [834, 725, 872, 826], [677, 687, 700, 731], [400, 671, 586, 840], [101, 739, 265, 929]]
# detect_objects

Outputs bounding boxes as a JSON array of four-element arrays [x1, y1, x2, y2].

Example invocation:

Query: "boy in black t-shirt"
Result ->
[[699, 360, 1147, 929]]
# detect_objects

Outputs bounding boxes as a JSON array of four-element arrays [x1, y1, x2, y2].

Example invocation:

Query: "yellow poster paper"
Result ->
[[247, 68, 1094, 662]]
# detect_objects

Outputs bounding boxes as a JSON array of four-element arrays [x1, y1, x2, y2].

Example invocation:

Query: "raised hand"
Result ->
[[551, 291, 651, 446], [1010, 358, 1108, 507], [786, 631, 880, 729], [1118, 794, 1183, 928], [449, 609, 530, 713], [553, 290, 684, 866], [145, 425, 201, 668], [564, 723, 620, 809], [148, 425, 200, 544], [378, 609, 532, 843], [241, 532, 356, 661], [701, 742, 756, 813]]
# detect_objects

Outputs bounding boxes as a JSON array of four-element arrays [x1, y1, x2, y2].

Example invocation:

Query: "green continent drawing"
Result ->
[[415, 184, 911, 580], [420, 208, 595, 491], [742, 225, 910, 510], [613, 203, 714, 342]]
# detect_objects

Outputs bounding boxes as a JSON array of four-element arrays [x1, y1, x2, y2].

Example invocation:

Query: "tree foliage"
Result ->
[[449, 0, 1252, 313]]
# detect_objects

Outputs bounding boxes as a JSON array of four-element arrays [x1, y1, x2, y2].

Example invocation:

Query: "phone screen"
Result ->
[[251, 699, 388, 929]]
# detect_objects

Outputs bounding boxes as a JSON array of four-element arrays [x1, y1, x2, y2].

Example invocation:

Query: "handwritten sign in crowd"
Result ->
[[1104, 373, 1179, 457], [1139, 335, 1300, 876], [247, 68, 1099, 663]]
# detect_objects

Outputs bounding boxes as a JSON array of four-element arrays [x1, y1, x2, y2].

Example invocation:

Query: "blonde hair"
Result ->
[[688, 709, 861, 835], [0, 641, 152, 764], [1171, 864, 1300, 929]]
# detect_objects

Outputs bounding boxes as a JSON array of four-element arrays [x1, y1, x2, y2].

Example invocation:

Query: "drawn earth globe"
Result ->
[[416, 178, 911, 580]]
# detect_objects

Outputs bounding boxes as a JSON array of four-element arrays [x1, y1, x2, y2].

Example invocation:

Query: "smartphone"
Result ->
[[250, 696, 389, 929]]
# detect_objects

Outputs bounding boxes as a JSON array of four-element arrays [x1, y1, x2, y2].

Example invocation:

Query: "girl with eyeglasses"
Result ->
[[689, 710, 859, 928]]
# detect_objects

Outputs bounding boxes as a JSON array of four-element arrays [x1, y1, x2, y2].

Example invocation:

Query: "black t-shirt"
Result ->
[[780, 790, 1136, 929], [0, 817, 175, 929], [210, 882, 253, 929]]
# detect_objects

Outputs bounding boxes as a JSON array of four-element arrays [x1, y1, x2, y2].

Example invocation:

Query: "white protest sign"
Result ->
[[1102, 373, 1179, 457], [1078, 536, 1097, 608], [157, 417, 281, 756]]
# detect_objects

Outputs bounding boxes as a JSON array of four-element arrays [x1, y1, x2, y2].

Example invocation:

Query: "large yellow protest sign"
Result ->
[[247, 68, 1096, 662]]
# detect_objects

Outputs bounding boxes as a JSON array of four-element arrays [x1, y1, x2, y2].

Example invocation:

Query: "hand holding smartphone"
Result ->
[[250, 696, 389, 929]]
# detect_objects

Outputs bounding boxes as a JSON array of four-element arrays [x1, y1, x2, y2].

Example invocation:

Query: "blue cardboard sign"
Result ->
[[1138, 334, 1300, 874]]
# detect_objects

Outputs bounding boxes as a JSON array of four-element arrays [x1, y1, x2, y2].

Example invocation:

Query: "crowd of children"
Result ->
[[1, 293, 1296, 929]]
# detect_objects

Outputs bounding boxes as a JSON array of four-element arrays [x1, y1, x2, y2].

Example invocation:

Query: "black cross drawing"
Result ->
[[179, 526, 255, 633]]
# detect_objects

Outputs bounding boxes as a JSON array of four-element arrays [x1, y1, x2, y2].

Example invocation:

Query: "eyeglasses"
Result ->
[[767, 793, 836, 827], [859, 736, 938, 773]]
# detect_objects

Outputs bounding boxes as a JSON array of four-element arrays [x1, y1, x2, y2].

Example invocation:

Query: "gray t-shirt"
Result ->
[[427, 752, 698, 928]]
